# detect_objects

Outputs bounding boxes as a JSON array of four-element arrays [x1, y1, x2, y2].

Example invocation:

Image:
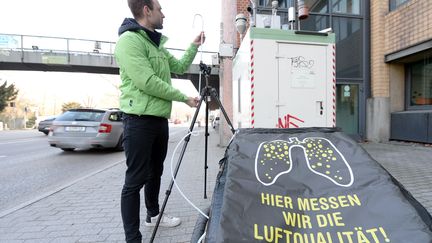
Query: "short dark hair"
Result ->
[[128, 0, 153, 19]]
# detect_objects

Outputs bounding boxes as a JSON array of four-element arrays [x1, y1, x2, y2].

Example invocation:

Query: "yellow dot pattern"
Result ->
[[255, 137, 351, 186], [304, 138, 349, 184], [257, 141, 292, 183]]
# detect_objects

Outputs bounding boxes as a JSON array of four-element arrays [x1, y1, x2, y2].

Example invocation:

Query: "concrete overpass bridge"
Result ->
[[0, 33, 220, 107]]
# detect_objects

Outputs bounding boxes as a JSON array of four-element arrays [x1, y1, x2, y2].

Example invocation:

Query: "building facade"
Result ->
[[219, 0, 432, 144], [376, 0, 432, 143]]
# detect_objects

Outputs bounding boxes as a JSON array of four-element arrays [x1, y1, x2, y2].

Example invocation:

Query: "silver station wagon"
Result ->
[[48, 108, 124, 152]]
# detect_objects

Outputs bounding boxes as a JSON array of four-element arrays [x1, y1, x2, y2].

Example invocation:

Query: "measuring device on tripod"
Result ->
[[150, 18, 235, 243]]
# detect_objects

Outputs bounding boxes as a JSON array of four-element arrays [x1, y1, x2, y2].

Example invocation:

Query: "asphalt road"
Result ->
[[0, 126, 192, 214]]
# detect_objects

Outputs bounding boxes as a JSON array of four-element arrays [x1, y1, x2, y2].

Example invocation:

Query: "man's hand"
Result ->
[[185, 97, 199, 107], [192, 32, 206, 47]]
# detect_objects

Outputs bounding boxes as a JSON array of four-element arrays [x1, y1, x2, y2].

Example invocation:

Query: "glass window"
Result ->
[[258, 0, 288, 8], [332, 0, 360, 15], [258, 0, 328, 13], [306, 0, 329, 13], [332, 17, 363, 78], [409, 58, 432, 106], [336, 84, 359, 134], [56, 110, 105, 122], [259, 0, 329, 12], [298, 15, 329, 31], [389, 0, 410, 11], [109, 112, 123, 122]]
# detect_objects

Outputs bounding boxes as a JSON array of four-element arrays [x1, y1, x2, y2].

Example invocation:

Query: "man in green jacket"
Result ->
[[115, 0, 205, 242]]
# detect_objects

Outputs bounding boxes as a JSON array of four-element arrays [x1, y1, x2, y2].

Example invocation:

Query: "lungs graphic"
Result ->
[[254, 140, 295, 186], [255, 137, 354, 187], [302, 137, 354, 187]]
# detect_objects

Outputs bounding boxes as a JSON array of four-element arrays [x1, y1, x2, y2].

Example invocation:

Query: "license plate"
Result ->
[[65, 126, 86, 132]]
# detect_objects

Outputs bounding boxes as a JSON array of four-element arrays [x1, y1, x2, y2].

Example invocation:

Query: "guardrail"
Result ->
[[0, 33, 116, 55], [0, 33, 218, 64]]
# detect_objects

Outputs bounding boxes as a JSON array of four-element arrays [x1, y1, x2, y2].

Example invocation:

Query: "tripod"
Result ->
[[150, 62, 235, 242]]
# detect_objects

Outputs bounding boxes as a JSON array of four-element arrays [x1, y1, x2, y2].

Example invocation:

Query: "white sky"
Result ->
[[0, 0, 222, 117], [0, 0, 221, 51]]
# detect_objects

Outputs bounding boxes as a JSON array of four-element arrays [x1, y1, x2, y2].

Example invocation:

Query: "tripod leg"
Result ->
[[204, 89, 209, 199], [209, 88, 235, 134], [149, 94, 207, 242]]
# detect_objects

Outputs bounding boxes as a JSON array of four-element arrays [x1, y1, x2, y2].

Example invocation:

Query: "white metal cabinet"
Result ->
[[232, 28, 336, 129]]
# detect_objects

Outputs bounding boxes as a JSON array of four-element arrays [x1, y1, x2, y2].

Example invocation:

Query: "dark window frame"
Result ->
[[258, 0, 288, 8], [257, 0, 362, 15], [389, 0, 410, 12], [331, 0, 361, 15], [332, 16, 364, 79], [405, 60, 432, 110]]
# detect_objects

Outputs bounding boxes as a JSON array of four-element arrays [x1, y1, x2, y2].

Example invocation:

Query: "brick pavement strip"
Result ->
[[0, 130, 432, 242]]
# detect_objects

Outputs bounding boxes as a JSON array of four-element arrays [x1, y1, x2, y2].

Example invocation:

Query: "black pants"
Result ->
[[121, 114, 169, 243]]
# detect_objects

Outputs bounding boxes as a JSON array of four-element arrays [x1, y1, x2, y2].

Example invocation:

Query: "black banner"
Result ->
[[207, 128, 432, 243]]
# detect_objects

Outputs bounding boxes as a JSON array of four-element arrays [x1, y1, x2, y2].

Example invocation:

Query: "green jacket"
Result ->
[[115, 29, 198, 118]]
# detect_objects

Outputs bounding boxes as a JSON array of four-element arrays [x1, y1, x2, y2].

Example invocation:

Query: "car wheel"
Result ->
[[61, 148, 75, 152], [114, 134, 124, 151]]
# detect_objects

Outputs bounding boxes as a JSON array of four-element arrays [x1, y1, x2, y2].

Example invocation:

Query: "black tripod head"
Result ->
[[199, 61, 212, 76]]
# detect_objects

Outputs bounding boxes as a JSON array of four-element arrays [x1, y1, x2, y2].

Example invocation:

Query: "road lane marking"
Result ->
[[0, 158, 125, 218], [0, 138, 44, 145]]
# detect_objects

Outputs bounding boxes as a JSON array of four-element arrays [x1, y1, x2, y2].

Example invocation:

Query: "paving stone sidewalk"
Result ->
[[0, 130, 431, 243], [0, 128, 225, 243], [360, 141, 432, 213]]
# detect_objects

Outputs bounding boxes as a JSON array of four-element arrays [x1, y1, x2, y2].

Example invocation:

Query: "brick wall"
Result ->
[[236, 0, 251, 47], [370, 1, 390, 97], [385, 0, 432, 54], [219, 0, 238, 145], [237, 0, 250, 15], [371, 0, 432, 98]]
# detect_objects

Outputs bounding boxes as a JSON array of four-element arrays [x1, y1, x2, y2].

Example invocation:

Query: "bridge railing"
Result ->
[[0, 33, 115, 55], [0, 33, 218, 64]]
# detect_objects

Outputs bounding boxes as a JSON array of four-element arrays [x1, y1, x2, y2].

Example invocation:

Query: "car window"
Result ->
[[108, 112, 122, 122], [56, 110, 105, 122]]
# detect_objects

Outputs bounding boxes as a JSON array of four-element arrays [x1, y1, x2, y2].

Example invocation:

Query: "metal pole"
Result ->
[[204, 87, 209, 199], [20, 35, 24, 62], [67, 39, 70, 63], [193, 14, 204, 93]]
